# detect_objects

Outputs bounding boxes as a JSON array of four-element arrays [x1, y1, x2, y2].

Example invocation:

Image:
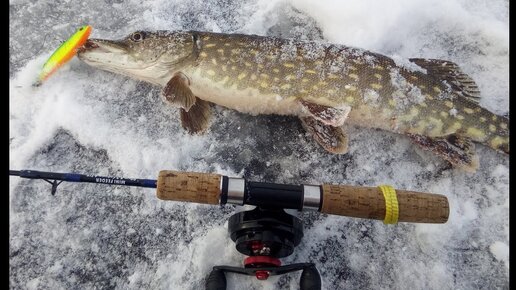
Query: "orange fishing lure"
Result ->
[[34, 25, 92, 86]]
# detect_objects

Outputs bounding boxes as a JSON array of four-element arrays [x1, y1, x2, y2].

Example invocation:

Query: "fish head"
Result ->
[[77, 31, 196, 85]]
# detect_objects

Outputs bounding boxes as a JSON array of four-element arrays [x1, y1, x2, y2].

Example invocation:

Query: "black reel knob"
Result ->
[[300, 265, 322, 290], [205, 269, 226, 290]]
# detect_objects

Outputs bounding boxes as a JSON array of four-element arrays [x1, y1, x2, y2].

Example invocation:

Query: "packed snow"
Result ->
[[10, 0, 508, 289]]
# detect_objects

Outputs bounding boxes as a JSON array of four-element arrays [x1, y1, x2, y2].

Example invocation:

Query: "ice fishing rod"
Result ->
[[9, 169, 449, 224], [10, 168, 450, 289]]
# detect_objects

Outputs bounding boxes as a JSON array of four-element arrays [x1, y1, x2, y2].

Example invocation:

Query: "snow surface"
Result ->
[[10, 0, 508, 289]]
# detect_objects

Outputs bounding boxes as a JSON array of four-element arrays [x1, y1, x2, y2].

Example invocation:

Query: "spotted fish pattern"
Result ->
[[77, 31, 509, 171]]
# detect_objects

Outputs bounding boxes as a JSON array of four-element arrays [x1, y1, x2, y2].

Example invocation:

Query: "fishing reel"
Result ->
[[206, 207, 320, 290], [10, 169, 450, 290]]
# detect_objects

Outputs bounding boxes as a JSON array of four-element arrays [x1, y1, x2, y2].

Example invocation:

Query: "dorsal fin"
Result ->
[[409, 58, 480, 104]]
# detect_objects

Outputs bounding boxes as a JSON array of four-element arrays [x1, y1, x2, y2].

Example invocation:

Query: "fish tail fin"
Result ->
[[481, 115, 509, 155]]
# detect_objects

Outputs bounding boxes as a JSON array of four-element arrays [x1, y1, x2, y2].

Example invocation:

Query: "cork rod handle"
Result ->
[[156, 170, 222, 205], [320, 184, 449, 223]]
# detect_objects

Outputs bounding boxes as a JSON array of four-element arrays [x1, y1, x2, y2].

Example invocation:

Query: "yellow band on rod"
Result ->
[[378, 185, 399, 224]]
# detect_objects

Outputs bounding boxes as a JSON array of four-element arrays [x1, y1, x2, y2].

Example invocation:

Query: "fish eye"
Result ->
[[131, 32, 144, 42]]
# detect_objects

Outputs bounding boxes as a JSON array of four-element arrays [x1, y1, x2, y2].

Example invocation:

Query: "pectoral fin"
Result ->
[[162, 72, 196, 111], [298, 99, 351, 127], [180, 98, 212, 134], [300, 116, 348, 154], [407, 133, 479, 172]]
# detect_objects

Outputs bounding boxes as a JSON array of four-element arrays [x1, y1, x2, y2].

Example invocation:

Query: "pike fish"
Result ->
[[77, 31, 509, 171]]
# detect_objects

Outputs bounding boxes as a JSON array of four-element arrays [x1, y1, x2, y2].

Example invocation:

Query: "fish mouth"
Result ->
[[76, 38, 168, 79], [77, 38, 139, 70], [77, 39, 128, 55], [76, 39, 99, 53]]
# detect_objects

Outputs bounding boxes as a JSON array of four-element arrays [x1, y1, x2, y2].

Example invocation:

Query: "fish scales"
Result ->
[[77, 31, 509, 170], [187, 32, 507, 146]]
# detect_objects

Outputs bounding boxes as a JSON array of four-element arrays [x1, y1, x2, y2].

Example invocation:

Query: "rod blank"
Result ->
[[10, 170, 157, 189]]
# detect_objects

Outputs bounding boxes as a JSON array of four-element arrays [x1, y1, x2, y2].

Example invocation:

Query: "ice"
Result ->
[[489, 241, 509, 270], [389, 68, 425, 109], [10, 0, 508, 289], [362, 89, 380, 108], [390, 55, 427, 74]]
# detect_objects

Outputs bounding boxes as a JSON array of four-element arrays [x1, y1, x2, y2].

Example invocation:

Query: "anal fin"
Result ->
[[298, 99, 351, 127], [300, 116, 348, 154], [407, 133, 479, 172], [180, 98, 212, 134]]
